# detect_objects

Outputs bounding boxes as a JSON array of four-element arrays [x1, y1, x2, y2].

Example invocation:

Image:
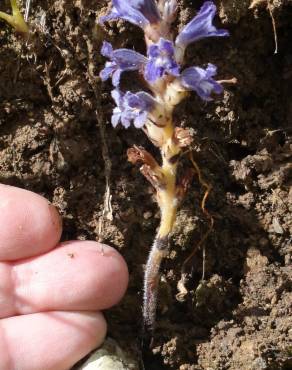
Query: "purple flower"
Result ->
[[180, 63, 223, 101], [144, 38, 180, 83], [111, 89, 156, 128], [99, 0, 161, 29], [100, 41, 147, 87], [175, 1, 229, 48]]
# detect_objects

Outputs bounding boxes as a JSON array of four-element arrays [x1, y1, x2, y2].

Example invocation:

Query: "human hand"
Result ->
[[0, 185, 128, 370]]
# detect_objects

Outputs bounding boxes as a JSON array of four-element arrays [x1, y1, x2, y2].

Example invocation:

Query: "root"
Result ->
[[143, 236, 169, 334], [250, 0, 279, 54], [267, 1, 278, 54], [24, 0, 31, 22], [86, 39, 113, 241], [176, 151, 214, 301]]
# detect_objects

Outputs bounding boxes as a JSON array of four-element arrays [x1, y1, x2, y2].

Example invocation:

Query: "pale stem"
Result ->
[[0, 0, 29, 33], [143, 119, 181, 332]]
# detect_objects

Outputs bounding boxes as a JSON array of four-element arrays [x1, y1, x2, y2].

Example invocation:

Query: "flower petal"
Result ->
[[168, 64, 180, 76], [100, 42, 147, 86], [134, 111, 148, 128], [112, 69, 122, 86], [181, 64, 223, 101], [160, 38, 175, 55], [175, 1, 229, 48], [144, 60, 161, 82], [148, 44, 160, 58], [99, 8, 120, 25], [111, 89, 122, 105], [99, 0, 160, 29], [121, 114, 132, 128], [110, 89, 156, 129], [122, 0, 161, 24], [101, 41, 113, 58], [144, 38, 180, 83], [128, 91, 157, 111], [205, 63, 217, 77], [111, 111, 121, 127], [100, 63, 116, 81], [112, 48, 147, 69]]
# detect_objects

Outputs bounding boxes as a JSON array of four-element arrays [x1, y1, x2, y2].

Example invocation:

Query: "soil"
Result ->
[[0, 0, 291, 369]]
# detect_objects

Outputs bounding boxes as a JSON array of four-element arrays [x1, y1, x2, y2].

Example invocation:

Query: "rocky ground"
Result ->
[[0, 0, 291, 369]]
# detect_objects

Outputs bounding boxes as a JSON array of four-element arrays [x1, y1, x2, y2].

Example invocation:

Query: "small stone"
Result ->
[[272, 217, 284, 234], [259, 238, 269, 247], [143, 211, 152, 219], [76, 338, 138, 370]]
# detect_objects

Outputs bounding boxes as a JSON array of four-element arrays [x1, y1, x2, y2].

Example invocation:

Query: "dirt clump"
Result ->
[[0, 0, 291, 369]]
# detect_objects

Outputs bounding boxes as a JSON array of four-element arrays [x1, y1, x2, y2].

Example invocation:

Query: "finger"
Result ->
[[0, 185, 62, 261], [0, 241, 128, 318], [0, 311, 106, 370]]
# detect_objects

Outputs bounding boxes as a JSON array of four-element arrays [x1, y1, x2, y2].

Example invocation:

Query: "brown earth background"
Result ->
[[0, 0, 291, 369]]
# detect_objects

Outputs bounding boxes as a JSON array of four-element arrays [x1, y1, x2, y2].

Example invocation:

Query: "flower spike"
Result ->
[[100, 0, 231, 337], [175, 1, 229, 49]]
